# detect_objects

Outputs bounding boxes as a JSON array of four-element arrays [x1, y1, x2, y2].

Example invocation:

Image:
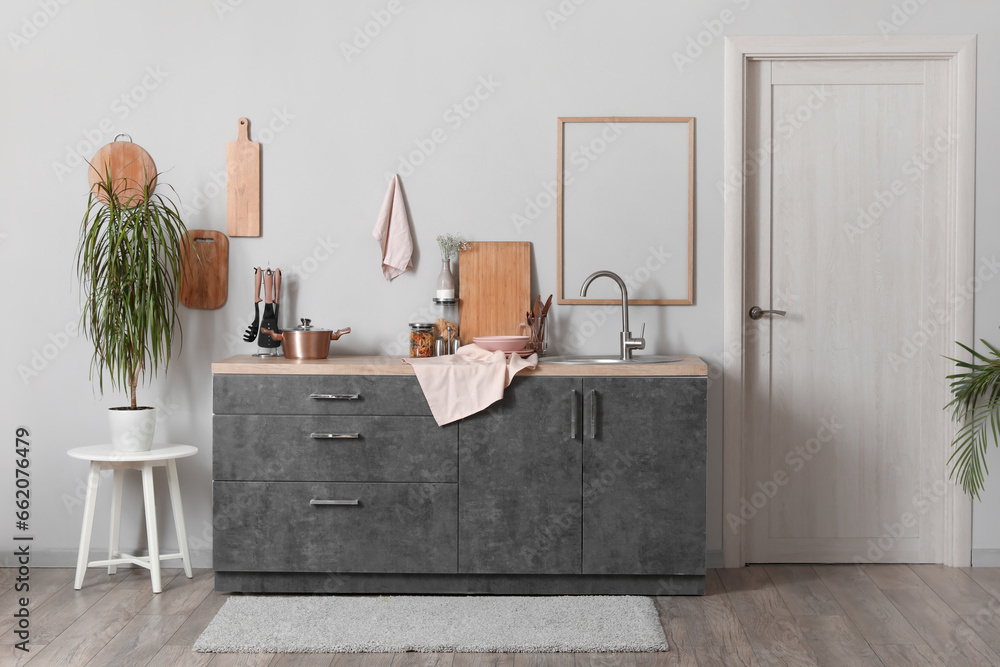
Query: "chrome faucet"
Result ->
[[580, 270, 645, 360]]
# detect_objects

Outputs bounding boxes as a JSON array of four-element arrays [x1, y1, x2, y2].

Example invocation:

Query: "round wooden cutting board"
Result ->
[[88, 138, 157, 207]]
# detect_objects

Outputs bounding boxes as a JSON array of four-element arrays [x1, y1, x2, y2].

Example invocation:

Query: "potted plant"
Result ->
[[947, 338, 1000, 498], [76, 169, 189, 451]]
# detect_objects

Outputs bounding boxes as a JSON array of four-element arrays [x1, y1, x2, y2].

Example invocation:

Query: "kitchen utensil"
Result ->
[[243, 267, 262, 342], [179, 230, 229, 309], [473, 336, 530, 353], [226, 118, 261, 237], [88, 135, 157, 206], [261, 319, 351, 359], [256, 268, 281, 354], [273, 268, 281, 328], [458, 242, 531, 342]]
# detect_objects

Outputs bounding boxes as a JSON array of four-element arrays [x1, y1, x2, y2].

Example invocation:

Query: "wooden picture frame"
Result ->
[[556, 116, 695, 305]]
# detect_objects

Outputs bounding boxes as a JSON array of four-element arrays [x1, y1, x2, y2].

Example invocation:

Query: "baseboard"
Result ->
[[2, 548, 212, 569], [706, 549, 724, 569], [972, 549, 1000, 566]]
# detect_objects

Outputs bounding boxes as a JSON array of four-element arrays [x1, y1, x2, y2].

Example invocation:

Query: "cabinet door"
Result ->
[[459, 377, 582, 574], [582, 377, 707, 575]]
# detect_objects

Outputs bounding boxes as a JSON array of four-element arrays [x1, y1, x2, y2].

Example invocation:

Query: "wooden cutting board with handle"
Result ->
[[226, 117, 261, 237], [88, 136, 157, 206], [180, 230, 229, 309], [458, 242, 532, 342]]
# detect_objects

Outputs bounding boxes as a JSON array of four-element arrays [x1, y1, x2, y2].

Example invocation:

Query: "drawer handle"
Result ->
[[310, 499, 360, 506], [310, 432, 360, 439], [309, 393, 360, 400]]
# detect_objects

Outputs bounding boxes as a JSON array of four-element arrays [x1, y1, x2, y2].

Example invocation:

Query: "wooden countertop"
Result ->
[[212, 354, 708, 377]]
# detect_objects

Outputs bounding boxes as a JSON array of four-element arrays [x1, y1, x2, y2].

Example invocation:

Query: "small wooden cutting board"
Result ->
[[180, 230, 229, 309], [458, 242, 532, 342], [226, 118, 261, 237]]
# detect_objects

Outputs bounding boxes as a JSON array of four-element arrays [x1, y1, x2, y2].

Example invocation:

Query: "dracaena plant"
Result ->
[[947, 338, 1000, 499], [76, 170, 188, 409]]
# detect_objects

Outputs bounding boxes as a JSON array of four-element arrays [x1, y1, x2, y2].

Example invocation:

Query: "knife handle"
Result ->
[[263, 269, 273, 304]]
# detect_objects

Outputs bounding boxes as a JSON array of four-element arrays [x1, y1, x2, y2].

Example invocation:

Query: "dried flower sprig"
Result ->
[[436, 233, 471, 261]]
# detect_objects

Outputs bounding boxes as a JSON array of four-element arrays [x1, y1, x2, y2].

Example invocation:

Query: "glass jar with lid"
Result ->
[[409, 322, 435, 358], [431, 298, 460, 355]]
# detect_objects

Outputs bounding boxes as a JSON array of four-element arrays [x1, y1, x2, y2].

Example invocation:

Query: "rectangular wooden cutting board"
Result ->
[[226, 117, 261, 237], [458, 242, 531, 342], [180, 230, 229, 309]]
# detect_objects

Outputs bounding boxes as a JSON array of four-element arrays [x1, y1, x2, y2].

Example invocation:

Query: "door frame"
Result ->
[[722, 35, 977, 568]]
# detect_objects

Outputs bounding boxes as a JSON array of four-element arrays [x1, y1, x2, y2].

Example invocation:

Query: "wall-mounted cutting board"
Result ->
[[88, 138, 157, 206], [226, 117, 261, 237], [458, 242, 532, 342], [180, 230, 229, 309]]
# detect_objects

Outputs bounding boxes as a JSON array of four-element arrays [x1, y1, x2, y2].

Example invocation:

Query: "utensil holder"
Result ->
[[528, 313, 547, 356]]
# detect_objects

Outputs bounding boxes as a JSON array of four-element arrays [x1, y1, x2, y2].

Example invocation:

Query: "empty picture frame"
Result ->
[[557, 116, 695, 305]]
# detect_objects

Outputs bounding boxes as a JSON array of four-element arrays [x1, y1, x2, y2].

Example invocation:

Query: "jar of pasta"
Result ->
[[431, 298, 460, 355], [409, 322, 435, 358]]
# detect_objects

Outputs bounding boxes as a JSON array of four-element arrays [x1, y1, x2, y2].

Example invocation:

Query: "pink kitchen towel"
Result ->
[[404, 345, 538, 425], [372, 174, 413, 280]]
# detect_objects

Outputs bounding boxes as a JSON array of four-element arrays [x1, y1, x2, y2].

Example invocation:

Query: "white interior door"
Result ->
[[743, 58, 956, 563]]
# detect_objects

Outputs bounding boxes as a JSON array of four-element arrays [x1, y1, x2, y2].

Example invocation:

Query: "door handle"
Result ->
[[309, 393, 360, 400], [748, 306, 787, 320], [569, 390, 579, 440], [589, 389, 597, 439], [310, 433, 360, 439]]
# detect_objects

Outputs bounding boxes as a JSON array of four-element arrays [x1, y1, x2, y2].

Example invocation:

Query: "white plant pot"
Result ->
[[109, 407, 157, 452]]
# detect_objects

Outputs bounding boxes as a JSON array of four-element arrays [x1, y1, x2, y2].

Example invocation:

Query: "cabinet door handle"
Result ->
[[309, 393, 360, 400], [310, 499, 359, 506], [589, 389, 597, 439], [310, 432, 360, 439], [569, 390, 579, 439]]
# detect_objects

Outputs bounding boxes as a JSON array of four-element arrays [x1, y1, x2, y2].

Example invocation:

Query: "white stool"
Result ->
[[68, 444, 197, 593]]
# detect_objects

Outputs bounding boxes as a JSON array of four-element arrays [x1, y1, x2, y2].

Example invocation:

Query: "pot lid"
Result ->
[[292, 318, 331, 332]]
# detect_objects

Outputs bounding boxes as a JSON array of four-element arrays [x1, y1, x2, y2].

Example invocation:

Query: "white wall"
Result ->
[[3, 0, 999, 568]]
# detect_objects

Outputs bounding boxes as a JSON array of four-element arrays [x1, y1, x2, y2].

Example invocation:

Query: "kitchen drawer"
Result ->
[[213, 375, 431, 416], [213, 481, 458, 573], [213, 415, 457, 482]]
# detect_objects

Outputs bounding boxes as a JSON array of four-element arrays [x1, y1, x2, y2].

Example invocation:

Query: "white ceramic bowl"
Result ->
[[473, 336, 530, 353]]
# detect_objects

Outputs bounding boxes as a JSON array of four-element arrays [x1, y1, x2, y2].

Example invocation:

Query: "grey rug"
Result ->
[[194, 595, 668, 653]]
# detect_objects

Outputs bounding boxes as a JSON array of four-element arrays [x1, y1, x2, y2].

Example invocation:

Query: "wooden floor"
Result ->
[[4, 565, 1000, 666]]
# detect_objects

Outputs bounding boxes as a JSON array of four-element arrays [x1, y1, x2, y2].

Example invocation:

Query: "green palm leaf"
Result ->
[[946, 339, 1000, 499]]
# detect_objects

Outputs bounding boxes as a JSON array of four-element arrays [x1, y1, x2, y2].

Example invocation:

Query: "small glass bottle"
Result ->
[[409, 322, 435, 358], [431, 298, 460, 355]]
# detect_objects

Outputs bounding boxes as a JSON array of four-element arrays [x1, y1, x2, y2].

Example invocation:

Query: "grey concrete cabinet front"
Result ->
[[213, 372, 707, 594]]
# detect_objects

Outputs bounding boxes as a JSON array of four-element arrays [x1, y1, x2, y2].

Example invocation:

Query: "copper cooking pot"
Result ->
[[261, 319, 351, 359]]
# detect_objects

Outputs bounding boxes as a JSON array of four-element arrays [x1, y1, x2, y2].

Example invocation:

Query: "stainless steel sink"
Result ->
[[543, 355, 682, 365]]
